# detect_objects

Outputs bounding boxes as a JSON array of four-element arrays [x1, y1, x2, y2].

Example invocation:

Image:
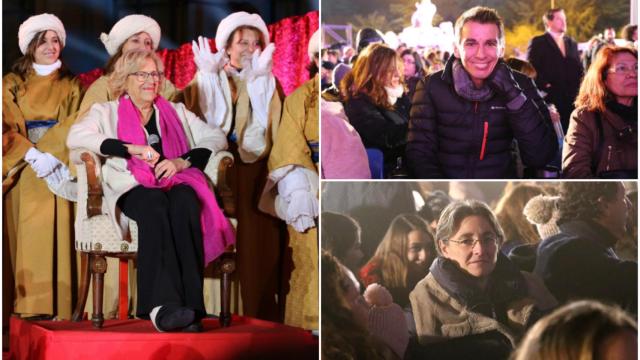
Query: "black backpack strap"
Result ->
[[591, 111, 605, 176]]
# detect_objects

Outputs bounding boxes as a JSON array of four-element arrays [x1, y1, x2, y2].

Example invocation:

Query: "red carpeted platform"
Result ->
[[9, 315, 317, 360]]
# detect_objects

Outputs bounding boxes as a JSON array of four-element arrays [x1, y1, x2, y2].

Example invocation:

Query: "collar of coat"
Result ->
[[429, 252, 528, 316], [556, 219, 619, 250], [414, 272, 537, 347]]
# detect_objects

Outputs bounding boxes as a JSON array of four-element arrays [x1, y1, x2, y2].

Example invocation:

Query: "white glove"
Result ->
[[44, 164, 78, 202], [191, 36, 228, 74], [247, 43, 275, 80], [277, 168, 318, 232], [25, 147, 63, 180], [287, 189, 318, 232]]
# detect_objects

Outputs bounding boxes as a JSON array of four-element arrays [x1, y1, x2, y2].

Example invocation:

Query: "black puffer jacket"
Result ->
[[406, 57, 558, 178], [343, 94, 410, 176]]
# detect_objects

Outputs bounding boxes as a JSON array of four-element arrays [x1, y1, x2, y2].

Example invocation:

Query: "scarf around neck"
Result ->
[[429, 252, 527, 319], [33, 60, 62, 76], [117, 94, 235, 265], [452, 58, 494, 102]]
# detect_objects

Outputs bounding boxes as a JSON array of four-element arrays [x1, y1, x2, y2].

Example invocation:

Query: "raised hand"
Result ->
[[191, 36, 228, 74]]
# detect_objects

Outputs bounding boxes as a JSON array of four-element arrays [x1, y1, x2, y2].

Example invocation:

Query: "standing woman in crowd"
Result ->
[[341, 43, 410, 177], [410, 201, 556, 355], [400, 49, 426, 100], [3, 13, 83, 319], [360, 213, 435, 308], [562, 46, 637, 178], [190, 11, 284, 321]]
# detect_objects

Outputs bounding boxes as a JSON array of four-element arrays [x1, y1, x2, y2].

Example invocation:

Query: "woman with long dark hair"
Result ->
[[341, 43, 410, 177], [3, 13, 82, 320]]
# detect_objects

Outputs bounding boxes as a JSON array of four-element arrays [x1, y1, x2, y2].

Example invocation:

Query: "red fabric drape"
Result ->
[[9, 316, 318, 359], [78, 11, 319, 96]]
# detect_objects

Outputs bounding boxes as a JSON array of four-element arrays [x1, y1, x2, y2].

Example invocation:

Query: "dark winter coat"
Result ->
[[406, 57, 558, 178], [343, 94, 410, 176], [534, 219, 638, 315]]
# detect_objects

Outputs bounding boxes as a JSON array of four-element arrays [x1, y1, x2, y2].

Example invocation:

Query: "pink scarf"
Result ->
[[117, 94, 235, 265]]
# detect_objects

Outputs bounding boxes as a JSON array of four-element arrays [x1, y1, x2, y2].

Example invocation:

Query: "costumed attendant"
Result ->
[[190, 12, 284, 321], [78, 14, 199, 117], [67, 49, 234, 332], [259, 29, 320, 330], [3, 13, 82, 320]]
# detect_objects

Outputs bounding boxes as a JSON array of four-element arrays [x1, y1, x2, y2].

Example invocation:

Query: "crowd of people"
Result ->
[[3, 11, 320, 332], [320, 6, 638, 179], [321, 181, 638, 359]]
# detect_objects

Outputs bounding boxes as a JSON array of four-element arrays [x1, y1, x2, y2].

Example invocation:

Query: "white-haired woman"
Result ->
[[3, 13, 82, 319], [190, 11, 285, 321], [68, 49, 234, 332]]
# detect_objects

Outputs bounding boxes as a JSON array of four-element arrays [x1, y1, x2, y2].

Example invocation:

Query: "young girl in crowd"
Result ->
[[360, 213, 436, 308]]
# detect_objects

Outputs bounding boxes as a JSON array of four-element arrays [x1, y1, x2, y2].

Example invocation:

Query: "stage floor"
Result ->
[[9, 315, 318, 359]]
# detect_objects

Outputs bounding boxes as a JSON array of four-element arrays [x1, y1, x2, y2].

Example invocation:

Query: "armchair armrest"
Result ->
[[203, 151, 235, 217], [70, 148, 104, 217]]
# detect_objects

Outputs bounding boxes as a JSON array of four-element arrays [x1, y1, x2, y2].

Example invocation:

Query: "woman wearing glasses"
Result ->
[[563, 46, 638, 178], [408, 200, 556, 356], [68, 49, 234, 332]]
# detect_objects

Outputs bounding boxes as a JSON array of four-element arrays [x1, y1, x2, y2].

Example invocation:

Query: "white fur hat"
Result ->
[[99, 14, 161, 56], [308, 29, 320, 61], [18, 13, 66, 55], [215, 12, 270, 50]]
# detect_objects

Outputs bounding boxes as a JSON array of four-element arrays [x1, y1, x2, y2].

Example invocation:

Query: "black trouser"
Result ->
[[118, 185, 205, 320]]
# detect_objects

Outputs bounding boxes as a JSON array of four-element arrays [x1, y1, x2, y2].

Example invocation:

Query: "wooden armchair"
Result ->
[[69, 149, 236, 329]]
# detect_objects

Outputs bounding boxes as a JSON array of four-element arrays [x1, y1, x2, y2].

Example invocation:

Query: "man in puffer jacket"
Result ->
[[407, 6, 558, 179]]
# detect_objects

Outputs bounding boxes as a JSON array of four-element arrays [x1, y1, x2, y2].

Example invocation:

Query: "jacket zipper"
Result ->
[[480, 121, 488, 160], [606, 145, 612, 171]]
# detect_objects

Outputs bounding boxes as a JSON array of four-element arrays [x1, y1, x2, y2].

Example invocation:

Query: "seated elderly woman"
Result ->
[[67, 49, 234, 332], [409, 200, 557, 355]]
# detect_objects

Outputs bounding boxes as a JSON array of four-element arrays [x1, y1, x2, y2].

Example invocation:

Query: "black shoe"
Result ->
[[21, 314, 55, 321], [152, 306, 195, 332], [181, 321, 203, 333]]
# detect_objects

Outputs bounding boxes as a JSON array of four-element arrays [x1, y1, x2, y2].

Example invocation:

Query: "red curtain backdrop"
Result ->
[[78, 10, 319, 96]]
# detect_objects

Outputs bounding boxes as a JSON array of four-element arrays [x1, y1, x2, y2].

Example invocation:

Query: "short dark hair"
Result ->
[[454, 6, 505, 46], [543, 8, 564, 29], [544, 8, 564, 22], [557, 182, 621, 222]]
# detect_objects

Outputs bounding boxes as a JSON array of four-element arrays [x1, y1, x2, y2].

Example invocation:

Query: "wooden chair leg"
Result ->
[[90, 254, 107, 328], [219, 256, 235, 327], [72, 252, 91, 322]]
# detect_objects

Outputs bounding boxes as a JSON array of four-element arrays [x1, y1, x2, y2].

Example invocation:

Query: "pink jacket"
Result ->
[[321, 100, 371, 179]]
